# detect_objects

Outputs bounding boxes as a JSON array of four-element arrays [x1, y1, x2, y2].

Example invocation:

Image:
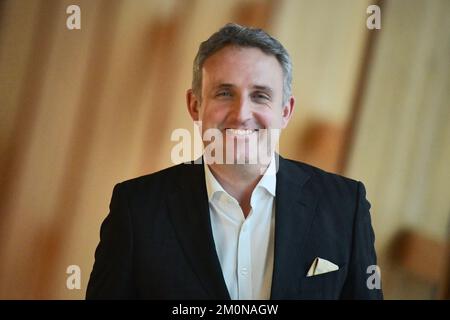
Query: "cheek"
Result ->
[[255, 109, 283, 128], [200, 105, 227, 125]]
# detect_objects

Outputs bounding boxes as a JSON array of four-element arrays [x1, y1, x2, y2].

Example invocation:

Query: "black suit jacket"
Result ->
[[86, 156, 383, 299]]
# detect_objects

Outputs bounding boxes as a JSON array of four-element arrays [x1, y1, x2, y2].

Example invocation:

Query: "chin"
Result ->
[[231, 148, 260, 165]]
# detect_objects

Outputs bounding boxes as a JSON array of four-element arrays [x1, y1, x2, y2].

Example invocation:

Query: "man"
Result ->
[[86, 23, 383, 300]]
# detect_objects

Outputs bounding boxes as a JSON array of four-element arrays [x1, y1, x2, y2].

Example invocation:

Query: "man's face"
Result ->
[[187, 45, 294, 165]]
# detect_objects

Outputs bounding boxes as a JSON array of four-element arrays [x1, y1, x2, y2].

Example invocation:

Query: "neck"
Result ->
[[207, 163, 269, 217]]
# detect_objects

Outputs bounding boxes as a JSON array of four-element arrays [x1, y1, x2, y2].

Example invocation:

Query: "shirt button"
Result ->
[[241, 267, 248, 276]]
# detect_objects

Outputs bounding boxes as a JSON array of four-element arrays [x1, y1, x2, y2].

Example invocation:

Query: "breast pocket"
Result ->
[[299, 264, 347, 299]]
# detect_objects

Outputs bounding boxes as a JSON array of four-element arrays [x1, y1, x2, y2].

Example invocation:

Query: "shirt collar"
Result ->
[[204, 154, 277, 201], [204, 161, 227, 201], [256, 154, 277, 197]]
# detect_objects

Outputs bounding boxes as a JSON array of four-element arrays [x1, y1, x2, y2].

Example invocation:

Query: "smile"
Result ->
[[226, 129, 258, 135]]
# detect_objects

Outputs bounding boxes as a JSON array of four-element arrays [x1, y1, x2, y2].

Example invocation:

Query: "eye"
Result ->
[[216, 91, 232, 97], [252, 92, 270, 102]]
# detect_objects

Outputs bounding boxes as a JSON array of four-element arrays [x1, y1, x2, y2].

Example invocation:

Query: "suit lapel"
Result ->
[[166, 160, 230, 299], [270, 156, 320, 299]]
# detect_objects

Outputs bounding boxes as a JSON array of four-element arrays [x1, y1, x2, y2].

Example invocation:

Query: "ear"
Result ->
[[281, 96, 295, 129], [186, 89, 201, 121]]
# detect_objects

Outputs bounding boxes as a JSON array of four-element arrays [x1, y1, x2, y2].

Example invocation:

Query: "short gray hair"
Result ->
[[192, 23, 292, 105]]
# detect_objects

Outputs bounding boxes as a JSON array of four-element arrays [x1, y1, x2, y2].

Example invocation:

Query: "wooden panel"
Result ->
[[390, 229, 449, 299]]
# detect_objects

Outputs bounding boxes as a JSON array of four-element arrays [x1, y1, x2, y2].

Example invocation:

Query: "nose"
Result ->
[[229, 96, 252, 124]]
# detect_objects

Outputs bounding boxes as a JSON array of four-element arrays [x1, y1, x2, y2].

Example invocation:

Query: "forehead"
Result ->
[[201, 45, 283, 90]]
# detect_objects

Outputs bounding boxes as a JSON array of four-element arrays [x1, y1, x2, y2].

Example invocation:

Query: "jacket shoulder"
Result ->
[[120, 163, 183, 186], [281, 157, 360, 188], [112, 163, 192, 201]]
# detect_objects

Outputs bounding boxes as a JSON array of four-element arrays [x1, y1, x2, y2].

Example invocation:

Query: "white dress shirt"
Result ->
[[204, 157, 276, 300]]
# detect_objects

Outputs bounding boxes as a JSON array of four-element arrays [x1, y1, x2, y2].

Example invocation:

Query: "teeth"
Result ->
[[227, 129, 255, 135]]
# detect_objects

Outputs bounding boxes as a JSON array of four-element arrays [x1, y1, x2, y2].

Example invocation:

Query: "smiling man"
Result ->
[[87, 23, 383, 300]]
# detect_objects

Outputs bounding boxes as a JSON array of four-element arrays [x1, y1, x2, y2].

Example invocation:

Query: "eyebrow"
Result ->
[[213, 83, 234, 90], [252, 85, 273, 94], [212, 83, 273, 94]]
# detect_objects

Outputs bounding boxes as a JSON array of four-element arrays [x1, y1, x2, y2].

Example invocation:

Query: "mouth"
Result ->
[[225, 128, 259, 136]]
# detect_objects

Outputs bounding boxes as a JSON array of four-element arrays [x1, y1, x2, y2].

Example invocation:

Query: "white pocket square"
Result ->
[[307, 257, 339, 277]]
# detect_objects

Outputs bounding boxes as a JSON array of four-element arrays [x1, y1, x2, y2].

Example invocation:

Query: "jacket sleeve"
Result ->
[[86, 183, 136, 299], [340, 181, 383, 299]]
